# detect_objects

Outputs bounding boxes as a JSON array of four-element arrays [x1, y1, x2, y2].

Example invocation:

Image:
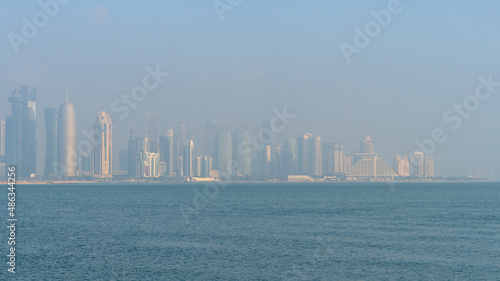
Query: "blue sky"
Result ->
[[1, 0, 500, 179]]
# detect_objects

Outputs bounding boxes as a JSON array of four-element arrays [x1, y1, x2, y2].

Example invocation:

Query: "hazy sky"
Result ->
[[1, 0, 500, 179]]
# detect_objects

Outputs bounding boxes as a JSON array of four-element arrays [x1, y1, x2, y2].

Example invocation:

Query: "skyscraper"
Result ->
[[394, 154, 410, 177], [343, 156, 352, 174], [183, 140, 194, 177], [146, 113, 158, 153], [333, 144, 344, 175], [201, 156, 212, 178], [308, 136, 321, 176], [175, 123, 188, 171], [259, 144, 272, 178], [5, 86, 37, 178], [127, 125, 138, 177], [92, 111, 112, 177], [135, 137, 159, 177], [195, 156, 203, 177], [410, 151, 424, 177], [234, 127, 251, 177], [43, 108, 58, 178], [297, 133, 312, 175], [22, 87, 37, 177], [159, 129, 174, 176], [215, 127, 232, 178], [57, 95, 77, 178], [424, 156, 434, 178], [322, 142, 335, 176]]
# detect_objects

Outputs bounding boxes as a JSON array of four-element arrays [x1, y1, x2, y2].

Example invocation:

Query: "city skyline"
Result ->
[[1, 87, 442, 182], [1, 2, 499, 180], [2, 87, 496, 181]]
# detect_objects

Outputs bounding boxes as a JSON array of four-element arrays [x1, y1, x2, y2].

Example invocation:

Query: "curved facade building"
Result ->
[[44, 107, 58, 178], [57, 97, 77, 178]]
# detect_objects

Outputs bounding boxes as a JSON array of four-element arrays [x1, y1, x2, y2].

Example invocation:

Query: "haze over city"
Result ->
[[2, 1, 499, 179]]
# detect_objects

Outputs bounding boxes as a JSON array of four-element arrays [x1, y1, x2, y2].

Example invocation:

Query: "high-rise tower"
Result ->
[[159, 129, 174, 176], [57, 94, 77, 178], [183, 140, 194, 177], [43, 108, 58, 178], [127, 124, 137, 177], [234, 127, 251, 177], [5, 86, 37, 178], [92, 111, 112, 177], [215, 127, 232, 178], [297, 133, 312, 175]]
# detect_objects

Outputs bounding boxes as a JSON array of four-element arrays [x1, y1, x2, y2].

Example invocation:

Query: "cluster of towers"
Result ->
[[123, 118, 251, 179], [0, 86, 435, 181], [394, 152, 434, 178]]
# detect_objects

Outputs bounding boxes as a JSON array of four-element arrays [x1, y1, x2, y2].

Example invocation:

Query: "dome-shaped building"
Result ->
[[360, 136, 375, 154]]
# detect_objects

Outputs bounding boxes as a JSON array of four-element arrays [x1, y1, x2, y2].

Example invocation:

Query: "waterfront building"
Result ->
[[56, 94, 77, 178], [43, 108, 58, 178], [215, 127, 232, 178], [92, 111, 112, 177], [346, 136, 396, 180], [159, 130, 174, 176]]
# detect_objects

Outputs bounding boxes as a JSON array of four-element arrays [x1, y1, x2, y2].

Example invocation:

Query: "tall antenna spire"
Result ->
[[66, 90, 68, 102]]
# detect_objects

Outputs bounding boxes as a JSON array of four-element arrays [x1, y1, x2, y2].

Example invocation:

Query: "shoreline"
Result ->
[[0, 180, 495, 185]]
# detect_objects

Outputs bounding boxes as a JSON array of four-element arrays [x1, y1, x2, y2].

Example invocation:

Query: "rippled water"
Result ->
[[1, 182, 499, 280]]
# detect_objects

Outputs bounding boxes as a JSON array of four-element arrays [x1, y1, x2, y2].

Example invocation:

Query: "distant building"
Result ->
[[308, 136, 321, 176], [410, 151, 424, 177], [159, 130, 174, 176], [92, 111, 112, 177], [343, 156, 352, 174], [137, 152, 160, 177], [43, 108, 58, 178], [195, 156, 203, 177], [322, 143, 335, 176], [259, 144, 271, 178], [201, 156, 212, 178], [288, 175, 313, 182], [394, 154, 410, 177], [215, 127, 232, 178], [127, 125, 138, 177], [56, 94, 77, 178], [346, 136, 396, 180], [234, 127, 251, 177], [175, 123, 188, 171], [297, 133, 312, 175], [334, 144, 344, 175], [183, 140, 194, 177], [5, 86, 37, 178], [424, 156, 434, 178]]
